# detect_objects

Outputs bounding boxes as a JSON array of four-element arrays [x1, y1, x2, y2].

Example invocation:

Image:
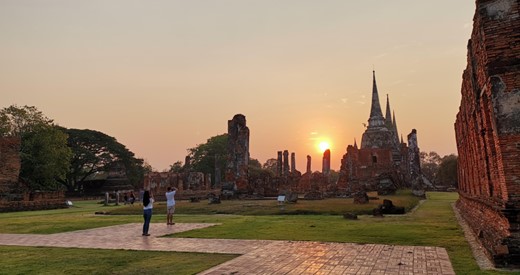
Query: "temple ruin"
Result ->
[[455, 0, 520, 267], [337, 71, 424, 196], [0, 137, 65, 212], [225, 114, 250, 193], [143, 170, 218, 200]]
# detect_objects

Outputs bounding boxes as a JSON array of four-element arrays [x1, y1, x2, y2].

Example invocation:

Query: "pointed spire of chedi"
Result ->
[[385, 94, 393, 128], [368, 70, 386, 128], [393, 110, 400, 144]]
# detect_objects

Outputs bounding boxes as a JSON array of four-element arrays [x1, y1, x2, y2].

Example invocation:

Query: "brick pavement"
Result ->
[[0, 223, 455, 274]]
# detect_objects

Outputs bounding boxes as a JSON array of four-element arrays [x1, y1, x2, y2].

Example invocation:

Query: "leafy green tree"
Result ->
[[420, 151, 441, 183], [249, 158, 261, 169], [20, 126, 72, 190], [0, 105, 53, 137], [169, 161, 184, 173], [187, 134, 229, 183], [329, 169, 339, 184], [437, 154, 458, 188], [262, 158, 278, 175], [142, 161, 154, 174], [0, 105, 72, 191], [59, 128, 145, 192]]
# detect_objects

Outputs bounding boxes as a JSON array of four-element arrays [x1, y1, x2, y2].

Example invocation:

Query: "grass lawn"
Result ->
[[0, 246, 236, 275], [110, 190, 421, 216], [0, 191, 513, 274]]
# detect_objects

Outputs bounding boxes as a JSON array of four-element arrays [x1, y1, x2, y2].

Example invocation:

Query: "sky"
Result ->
[[0, 0, 475, 172]]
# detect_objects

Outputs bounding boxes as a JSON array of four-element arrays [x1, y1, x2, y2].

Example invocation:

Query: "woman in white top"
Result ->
[[142, 190, 154, 236]]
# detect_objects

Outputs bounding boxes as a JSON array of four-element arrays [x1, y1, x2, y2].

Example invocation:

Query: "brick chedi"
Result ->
[[455, 0, 520, 267], [338, 71, 417, 195], [225, 114, 250, 193]]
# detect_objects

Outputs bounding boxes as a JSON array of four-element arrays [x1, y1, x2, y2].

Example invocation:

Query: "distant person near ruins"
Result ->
[[165, 187, 177, 225], [142, 190, 154, 236], [129, 191, 136, 205]]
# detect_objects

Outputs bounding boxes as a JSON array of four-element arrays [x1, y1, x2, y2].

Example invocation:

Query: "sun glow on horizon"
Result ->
[[318, 141, 331, 153]]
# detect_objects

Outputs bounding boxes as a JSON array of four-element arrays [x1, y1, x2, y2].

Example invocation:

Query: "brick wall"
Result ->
[[455, 0, 520, 267], [0, 137, 21, 193]]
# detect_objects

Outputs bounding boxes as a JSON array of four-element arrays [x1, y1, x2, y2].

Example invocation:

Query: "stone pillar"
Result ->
[[214, 156, 221, 187], [322, 149, 330, 175], [306, 155, 311, 173], [290, 152, 296, 173], [407, 129, 421, 177], [277, 151, 283, 176], [283, 150, 289, 176], [407, 129, 424, 197], [225, 114, 250, 193]]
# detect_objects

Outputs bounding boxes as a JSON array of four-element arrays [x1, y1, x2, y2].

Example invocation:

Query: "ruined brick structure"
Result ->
[[337, 71, 420, 195], [143, 171, 218, 200], [0, 137, 65, 212], [283, 150, 289, 176], [306, 155, 311, 173], [322, 149, 331, 176], [225, 114, 250, 193], [0, 137, 21, 194], [276, 151, 283, 176], [455, 0, 520, 267], [291, 152, 296, 173]]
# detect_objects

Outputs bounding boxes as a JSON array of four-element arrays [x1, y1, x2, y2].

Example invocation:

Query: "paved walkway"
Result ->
[[0, 223, 455, 274]]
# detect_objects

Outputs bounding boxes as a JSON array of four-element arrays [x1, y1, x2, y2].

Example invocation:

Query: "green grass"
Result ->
[[0, 191, 514, 274], [0, 246, 236, 275], [110, 190, 421, 216]]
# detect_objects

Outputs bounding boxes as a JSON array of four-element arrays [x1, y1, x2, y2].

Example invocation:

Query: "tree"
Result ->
[[249, 158, 261, 169], [420, 151, 441, 183], [187, 134, 229, 184], [59, 128, 145, 192], [169, 161, 183, 173], [0, 105, 72, 191], [20, 126, 72, 190], [262, 158, 278, 175], [0, 105, 53, 137], [437, 154, 458, 188]]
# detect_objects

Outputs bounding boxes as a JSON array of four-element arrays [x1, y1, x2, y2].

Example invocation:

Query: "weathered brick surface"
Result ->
[[0, 137, 21, 193], [455, 0, 520, 267], [225, 114, 250, 193], [143, 171, 218, 200]]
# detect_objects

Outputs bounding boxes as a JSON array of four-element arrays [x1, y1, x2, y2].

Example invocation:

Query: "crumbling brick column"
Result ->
[[225, 114, 250, 193], [322, 149, 330, 175], [306, 155, 311, 174]]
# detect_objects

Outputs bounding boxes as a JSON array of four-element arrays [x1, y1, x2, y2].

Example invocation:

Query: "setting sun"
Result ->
[[318, 141, 330, 153]]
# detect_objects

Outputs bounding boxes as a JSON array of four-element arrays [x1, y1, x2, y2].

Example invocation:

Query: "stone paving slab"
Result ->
[[0, 223, 455, 274]]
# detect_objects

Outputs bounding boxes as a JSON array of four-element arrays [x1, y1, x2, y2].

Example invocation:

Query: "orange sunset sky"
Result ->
[[1, 1, 475, 172]]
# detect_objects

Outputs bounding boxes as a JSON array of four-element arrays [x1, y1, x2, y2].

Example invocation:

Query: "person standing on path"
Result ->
[[142, 190, 154, 236], [165, 187, 177, 225]]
